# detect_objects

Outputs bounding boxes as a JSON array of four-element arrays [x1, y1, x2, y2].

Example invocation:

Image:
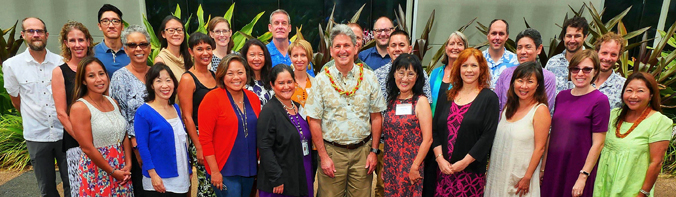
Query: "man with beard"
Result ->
[[3, 17, 69, 197], [545, 16, 589, 95], [94, 4, 129, 76], [321, 23, 373, 71], [593, 32, 626, 109], [267, 9, 315, 77], [494, 28, 557, 112], [483, 19, 519, 89], [306, 24, 386, 197], [359, 17, 395, 70]]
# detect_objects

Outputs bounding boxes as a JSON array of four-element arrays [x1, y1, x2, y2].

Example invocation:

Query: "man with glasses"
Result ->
[[3, 17, 69, 197], [359, 17, 395, 70], [267, 9, 315, 77], [483, 19, 519, 89], [94, 4, 129, 75]]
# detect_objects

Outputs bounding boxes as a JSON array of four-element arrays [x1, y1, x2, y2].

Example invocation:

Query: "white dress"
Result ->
[[485, 103, 544, 197]]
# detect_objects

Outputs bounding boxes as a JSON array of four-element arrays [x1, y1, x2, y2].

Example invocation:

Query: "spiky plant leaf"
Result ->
[[224, 3, 235, 24], [350, 4, 366, 24]]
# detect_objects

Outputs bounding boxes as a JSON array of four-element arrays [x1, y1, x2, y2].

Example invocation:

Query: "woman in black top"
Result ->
[[177, 32, 218, 197], [51, 21, 94, 196]]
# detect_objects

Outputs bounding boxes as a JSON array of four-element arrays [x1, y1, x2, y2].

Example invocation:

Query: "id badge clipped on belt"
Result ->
[[302, 139, 310, 156]]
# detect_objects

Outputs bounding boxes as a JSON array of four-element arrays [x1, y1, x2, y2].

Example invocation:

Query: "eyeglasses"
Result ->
[[395, 72, 417, 79], [211, 29, 230, 35], [100, 19, 121, 26], [374, 27, 394, 34], [23, 29, 46, 35], [164, 28, 184, 35], [569, 67, 594, 74], [125, 42, 150, 49]]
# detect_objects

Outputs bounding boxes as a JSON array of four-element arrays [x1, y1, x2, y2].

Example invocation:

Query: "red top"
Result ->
[[198, 88, 261, 174]]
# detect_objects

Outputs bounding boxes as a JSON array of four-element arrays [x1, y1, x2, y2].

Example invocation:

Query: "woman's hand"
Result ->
[[111, 169, 130, 182], [451, 160, 470, 172], [151, 174, 166, 193], [273, 184, 284, 194], [211, 171, 224, 190], [436, 157, 453, 175], [409, 166, 422, 184], [571, 176, 587, 197], [195, 148, 204, 165], [514, 177, 531, 196]]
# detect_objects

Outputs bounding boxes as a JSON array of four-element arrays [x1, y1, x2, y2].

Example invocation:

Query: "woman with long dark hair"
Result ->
[[154, 15, 192, 82], [70, 56, 133, 195], [432, 48, 499, 196], [241, 39, 274, 106], [485, 62, 551, 196], [594, 72, 672, 197]]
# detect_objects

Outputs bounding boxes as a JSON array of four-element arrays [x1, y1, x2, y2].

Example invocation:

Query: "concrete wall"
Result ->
[[0, 0, 146, 55], [413, 0, 604, 68]]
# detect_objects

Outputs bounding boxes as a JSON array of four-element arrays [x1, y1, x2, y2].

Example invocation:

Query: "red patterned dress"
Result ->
[[383, 95, 424, 197]]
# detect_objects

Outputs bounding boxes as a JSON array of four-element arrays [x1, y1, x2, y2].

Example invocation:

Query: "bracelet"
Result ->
[[579, 170, 590, 177], [110, 169, 116, 174], [639, 189, 650, 196], [435, 153, 443, 159]]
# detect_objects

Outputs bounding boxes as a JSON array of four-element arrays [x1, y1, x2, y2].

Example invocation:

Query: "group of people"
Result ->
[[2, 3, 672, 197]]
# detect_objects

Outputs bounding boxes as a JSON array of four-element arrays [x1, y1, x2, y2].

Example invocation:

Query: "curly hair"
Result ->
[[446, 48, 491, 100], [59, 21, 94, 62]]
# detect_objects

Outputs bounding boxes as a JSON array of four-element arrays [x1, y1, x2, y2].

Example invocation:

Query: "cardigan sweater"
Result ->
[[198, 88, 261, 174], [432, 88, 499, 174], [257, 97, 310, 196], [134, 103, 192, 178]]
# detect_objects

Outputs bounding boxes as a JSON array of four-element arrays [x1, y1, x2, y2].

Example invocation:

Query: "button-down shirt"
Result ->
[[2, 48, 64, 142], [482, 49, 519, 89], [320, 58, 372, 72], [545, 52, 574, 95], [374, 62, 432, 102], [593, 71, 626, 110], [358, 47, 391, 70], [305, 63, 386, 145], [494, 65, 558, 113], [266, 41, 315, 77], [94, 40, 130, 76]]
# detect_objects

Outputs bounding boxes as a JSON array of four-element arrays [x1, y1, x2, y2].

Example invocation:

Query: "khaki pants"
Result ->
[[374, 143, 384, 197], [317, 141, 373, 197]]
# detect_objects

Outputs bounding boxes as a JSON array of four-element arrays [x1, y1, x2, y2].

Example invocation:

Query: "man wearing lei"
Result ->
[[305, 24, 387, 197]]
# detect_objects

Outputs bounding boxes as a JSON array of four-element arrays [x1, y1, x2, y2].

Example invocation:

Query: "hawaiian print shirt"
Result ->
[[545, 52, 574, 95], [374, 62, 432, 103], [482, 49, 518, 89], [245, 80, 274, 107], [305, 63, 387, 145], [593, 71, 626, 110]]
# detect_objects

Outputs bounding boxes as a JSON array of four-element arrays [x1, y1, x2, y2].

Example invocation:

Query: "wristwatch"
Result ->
[[370, 148, 381, 154], [639, 189, 650, 196], [579, 170, 590, 177]]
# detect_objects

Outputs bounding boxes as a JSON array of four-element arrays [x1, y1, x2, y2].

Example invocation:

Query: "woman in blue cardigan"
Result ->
[[135, 63, 192, 196]]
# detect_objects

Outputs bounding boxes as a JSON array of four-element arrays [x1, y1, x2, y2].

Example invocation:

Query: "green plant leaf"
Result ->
[[197, 5, 205, 30], [231, 11, 266, 51], [586, 2, 608, 35], [426, 39, 448, 73], [622, 27, 650, 41], [649, 20, 676, 66], [618, 21, 627, 36], [605, 6, 632, 31], [173, 4, 181, 19], [290, 26, 303, 42], [224, 3, 235, 24], [258, 32, 272, 44], [458, 17, 476, 32], [349, 4, 366, 24]]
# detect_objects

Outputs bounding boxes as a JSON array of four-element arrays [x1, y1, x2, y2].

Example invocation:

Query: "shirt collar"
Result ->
[[96, 39, 125, 53], [329, 62, 359, 78], [21, 48, 59, 64], [267, 40, 291, 55]]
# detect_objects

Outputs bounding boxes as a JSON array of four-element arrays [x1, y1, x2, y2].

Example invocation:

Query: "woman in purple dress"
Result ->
[[257, 64, 313, 197], [432, 48, 499, 196], [540, 50, 610, 197]]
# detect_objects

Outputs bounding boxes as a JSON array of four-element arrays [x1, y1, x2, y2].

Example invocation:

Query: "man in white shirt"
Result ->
[[2, 17, 68, 197]]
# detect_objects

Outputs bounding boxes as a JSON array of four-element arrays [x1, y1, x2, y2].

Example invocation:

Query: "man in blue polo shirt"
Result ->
[[266, 9, 315, 77], [94, 4, 130, 75], [358, 17, 394, 70]]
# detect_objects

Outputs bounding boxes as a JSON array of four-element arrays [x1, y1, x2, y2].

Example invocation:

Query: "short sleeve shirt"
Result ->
[[109, 67, 147, 136], [545, 52, 573, 95], [266, 41, 315, 77], [593, 71, 626, 110], [305, 63, 387, 144], [94, 41, 130, 76], [373, 62, 432, 102], [482, 49, 518, 89], [358, 47, 391, 70]]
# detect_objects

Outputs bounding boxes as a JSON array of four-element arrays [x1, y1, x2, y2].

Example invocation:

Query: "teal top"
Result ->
[[429, 65, 452, 116]]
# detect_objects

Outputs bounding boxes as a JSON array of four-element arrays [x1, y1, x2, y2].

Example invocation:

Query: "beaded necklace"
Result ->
[[279, 97, 305, 141], [234, 96, 248, 138], [615, 106, 651, 138]]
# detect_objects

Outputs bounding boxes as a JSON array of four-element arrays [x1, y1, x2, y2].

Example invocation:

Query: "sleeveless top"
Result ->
[[77, 96, 128, 148], [187, 70, 216, 127], [60, 63, 79, 150], [158, 48, 186, 82]]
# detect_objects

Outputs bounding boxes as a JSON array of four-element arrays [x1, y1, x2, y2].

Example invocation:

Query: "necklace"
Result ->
[[233, 94, 248, 138], [87, 95, 123, 144], [324, 63, 364, 96], [615, 106, 651, 138], [283, 100, 306, 141]]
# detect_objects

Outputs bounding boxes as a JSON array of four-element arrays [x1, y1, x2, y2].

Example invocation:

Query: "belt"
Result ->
[[324, 135, 371, 150]]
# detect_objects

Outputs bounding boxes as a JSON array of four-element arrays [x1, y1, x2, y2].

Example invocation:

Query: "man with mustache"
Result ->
[[94, 4, 129, 76], [267, 9, 316, 77], [483, 19, 519, 89], [3, 17, 69, 197], [545, 16, 589, 95], [592, 32, 627, 110], [359, 17, 396, 70]]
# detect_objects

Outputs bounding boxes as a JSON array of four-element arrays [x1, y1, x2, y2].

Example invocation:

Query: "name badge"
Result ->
[[395, 103, 413, 115], [302, 140, 310, 156]]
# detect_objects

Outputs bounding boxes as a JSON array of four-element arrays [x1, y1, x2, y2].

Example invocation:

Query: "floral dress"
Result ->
[[77, 96, 133, 196], [383, 95, 424, 197]]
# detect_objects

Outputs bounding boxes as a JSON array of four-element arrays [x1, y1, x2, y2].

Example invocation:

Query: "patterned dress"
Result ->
[[77, 96, 133, 196], [246, 80, 274, 106], [383, 96, 424, 197], [435, 101, 486, 197]]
